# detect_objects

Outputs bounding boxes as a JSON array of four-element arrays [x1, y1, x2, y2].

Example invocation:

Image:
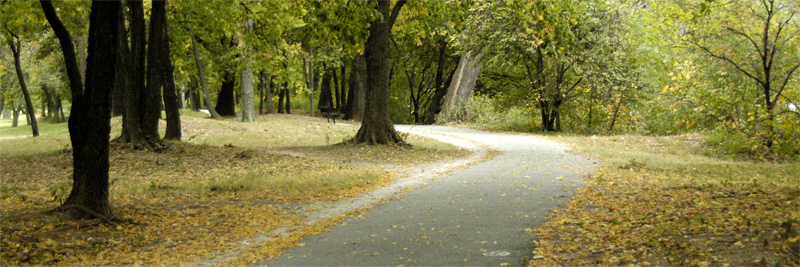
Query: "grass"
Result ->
[[547, 133, 799, 185], [0, 112, 468, 266], [529, 133, 800, 266]]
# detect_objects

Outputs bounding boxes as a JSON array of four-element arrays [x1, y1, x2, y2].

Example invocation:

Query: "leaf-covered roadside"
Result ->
[[528, 135, 800, 266]]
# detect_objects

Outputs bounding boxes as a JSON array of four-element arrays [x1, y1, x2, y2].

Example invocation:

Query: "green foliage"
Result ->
[[460, 95, 536, 132]]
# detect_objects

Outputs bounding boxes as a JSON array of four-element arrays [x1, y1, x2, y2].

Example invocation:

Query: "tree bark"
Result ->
[[285, 85, 292, 114], [149, 0, 181, 140], [260, 71, 276, 114], [338, 64, 346, 110], [318, 70, 334, 111], [354, 0, 406, 145], [442, 50, 484, 122], [344, 53, 366, 121], [238, 20, 256, 122], [6, 34, 39, 137], [0, 93, 5, 119], [307, 48, 316, 117], [277, 86, 285, 114], [188, 79, 200, 111], [12, 104, 20, 127], [216, 72, 236, 116], [424, 40, 455, 125], [117, 0, 160, 149], [52, 0, 119, 219], [41, 83, 56, 119], [190, 34, 222, 119]]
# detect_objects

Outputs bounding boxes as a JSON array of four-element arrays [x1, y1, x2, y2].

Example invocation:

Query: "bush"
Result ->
[[706, 119, 800, 161], [460, 96, 537, 132]]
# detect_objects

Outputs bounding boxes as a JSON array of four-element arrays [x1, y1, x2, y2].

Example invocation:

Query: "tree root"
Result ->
[[52, 204, 116, 225]]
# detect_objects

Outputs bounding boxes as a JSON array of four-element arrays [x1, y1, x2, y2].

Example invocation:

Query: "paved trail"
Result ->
[[254, 126, 596, 266]]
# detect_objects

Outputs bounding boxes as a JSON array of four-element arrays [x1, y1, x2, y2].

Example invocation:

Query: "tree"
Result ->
[[238, 18, 257, 122], [687, 0, 800, 149], [441, 50, 484, 122], [4, 31, 39, 137], [147, 0, 181, 140], [190, 33, 223, 119], [41, 0, 119, 218], [354, 0, 407, 145]]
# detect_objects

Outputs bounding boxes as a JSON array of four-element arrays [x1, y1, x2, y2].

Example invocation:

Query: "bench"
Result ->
[[319, 106, 340, 124]]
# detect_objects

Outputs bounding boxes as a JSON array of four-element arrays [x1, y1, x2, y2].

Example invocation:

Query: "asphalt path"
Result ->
[[253, 125, 596, 266]]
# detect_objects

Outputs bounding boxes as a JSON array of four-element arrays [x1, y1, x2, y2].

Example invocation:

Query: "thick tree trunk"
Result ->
[[344, 53, 366, 121], [216, 72, 236, 116], [149, 0, 181, 140], [117, 0, 159, 149], [240, 64, 256, 122], [355, 0, 405, 145], [442, 50, 484, 122], [7, 36, 39, 137], [238, 20, 256, 122], [61, 0, 119, 219]]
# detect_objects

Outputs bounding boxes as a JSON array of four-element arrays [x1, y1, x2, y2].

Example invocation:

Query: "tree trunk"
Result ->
[[355, 0, 405, 145], [149, 0, 181, 140], [261, 71, 276, 114], [59, 0, 119, 219], [277, 86, 285, 114], [424, 40, 455, 125], [318, 70, 334, 111], [42, 83, 56, 119], [285, 85, 292, 114], [442, 50, 484, 122], [238, 20, 256, 122], [344, 53, 366, 121], [55, 93, 64, 122], [12, 105, 20, 127], [117, 0, 158, 149], [190, 34, 222, 119], [338, 65, 346, 110], [111, 61, 124, 117], [0, 93, 5, 119], [216, 72, 236, 116], [189, 80, 200, 111], [307, 48, 316, 117], [7, 35, 39, 137]]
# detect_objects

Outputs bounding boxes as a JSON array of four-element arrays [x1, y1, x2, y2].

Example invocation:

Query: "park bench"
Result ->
[[319, 106, 340, 124]]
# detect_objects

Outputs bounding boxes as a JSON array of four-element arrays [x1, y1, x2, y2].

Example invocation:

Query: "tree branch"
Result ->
[[726, 27, 762, 56], [690, 40, 765, 87], [387, 0, 407, 29], [774, 61, 800, 104], [40, 0, 83, 99]]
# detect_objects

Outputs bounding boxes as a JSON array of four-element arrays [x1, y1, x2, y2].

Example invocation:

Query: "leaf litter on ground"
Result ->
[[0, 114, 468, 266], [528, 134, 800, 266]]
